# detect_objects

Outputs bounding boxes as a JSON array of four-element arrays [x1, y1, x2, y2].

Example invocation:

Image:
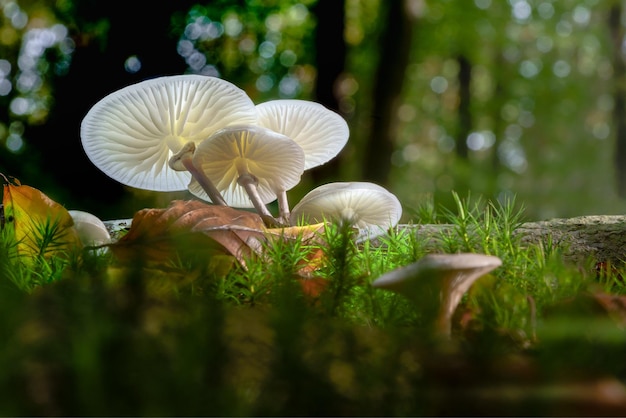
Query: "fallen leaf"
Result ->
[[1, 174, 81, 262], [110, 201, 331, 296], [264, 223, 328, 273], [298, 276, 329, 299], [265, 223, 329, 297], [110, 200, 267, 268], [591, 292, 626, 326]]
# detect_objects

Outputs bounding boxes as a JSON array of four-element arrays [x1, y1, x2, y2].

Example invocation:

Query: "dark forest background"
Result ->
[[1, 0, 626, 221]]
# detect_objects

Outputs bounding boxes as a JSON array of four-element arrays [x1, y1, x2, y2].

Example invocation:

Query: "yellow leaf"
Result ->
[[1, 175, 81, 262]]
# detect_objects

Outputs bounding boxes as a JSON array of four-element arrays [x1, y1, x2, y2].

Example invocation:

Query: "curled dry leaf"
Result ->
[[110, 200, 328, 280], [110, 200, 267, 268]]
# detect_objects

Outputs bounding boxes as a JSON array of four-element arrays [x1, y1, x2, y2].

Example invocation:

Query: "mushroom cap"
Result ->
[[68, 210, 111, 247], [255, 100, 349, 170], [290, 181, 402, 239], [372, 253, 502, 298], [189, 125, 305, 207], [80, 75, 258, 192], [372, 253, 502, 336]]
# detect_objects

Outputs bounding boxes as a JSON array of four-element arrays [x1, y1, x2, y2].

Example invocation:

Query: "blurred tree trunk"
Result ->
[[310, 0, 347, 184], [27, 0, 195, 217], [486, 50, 507, 197], [361, 0, 416, 186], [609, 2, 626, 197], [456, 54, 472, 159], [491, 53, 506, 173]]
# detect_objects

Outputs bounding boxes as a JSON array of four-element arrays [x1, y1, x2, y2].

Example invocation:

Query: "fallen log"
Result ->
[[104, 215, 626, 266], [406, 215, 626, 266]]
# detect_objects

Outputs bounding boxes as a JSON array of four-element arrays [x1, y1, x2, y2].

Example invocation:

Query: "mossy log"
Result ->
[[406, 215, 626, 266], [104, 215, 626, 266]]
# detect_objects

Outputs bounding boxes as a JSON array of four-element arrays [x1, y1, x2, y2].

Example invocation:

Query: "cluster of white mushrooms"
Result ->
[[79, 75, 503, 338], [80, 74, 402, 239]]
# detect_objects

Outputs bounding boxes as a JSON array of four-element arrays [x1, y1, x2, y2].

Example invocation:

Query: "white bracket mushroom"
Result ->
[[371, 253, 502, 338]]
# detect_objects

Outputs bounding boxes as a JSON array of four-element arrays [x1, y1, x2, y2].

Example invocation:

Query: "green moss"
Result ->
[[1, 192, 625, 415]]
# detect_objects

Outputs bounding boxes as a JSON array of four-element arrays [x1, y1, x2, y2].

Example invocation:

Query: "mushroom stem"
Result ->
[[436, 296, 456, 337], [169, 142, 228, 206], [277, 191, 291, 225], [436, 274, 472, 337], [182, 159, 229, 206], [237, 173, 280, 227]]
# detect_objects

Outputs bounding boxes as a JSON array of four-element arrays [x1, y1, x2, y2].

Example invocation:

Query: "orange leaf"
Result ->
[[1, 175, 81, 262], [298, 276, 329, 299]]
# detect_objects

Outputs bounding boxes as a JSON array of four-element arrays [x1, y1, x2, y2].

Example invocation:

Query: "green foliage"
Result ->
[[173, 0, 318, 101], [2, 192, 626, 415], [2, 0, 626, 221], [0, 219, 75, 292]]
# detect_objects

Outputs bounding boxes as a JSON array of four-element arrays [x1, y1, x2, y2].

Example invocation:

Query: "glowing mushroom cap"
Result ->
[[256, 100, 349, 170], [290, 181, 402, 239], [372, 253, 502, 336], [189, 125, 305, 207], [80, 75, 257, 191]]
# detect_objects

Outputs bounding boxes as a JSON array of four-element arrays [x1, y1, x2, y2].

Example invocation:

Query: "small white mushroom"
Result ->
[[255, 100, 349, 170], [68, 210, 111, 247], [80, 74, 257, 192], [189, 125, 305, 225], [289, 182, 402, 240], [372, 253, 502, 337]]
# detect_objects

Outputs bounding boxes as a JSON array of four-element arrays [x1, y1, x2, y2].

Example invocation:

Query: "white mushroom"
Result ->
[[80, 74, 258, 193], [68, 210, 111, 248], [372, 253, 503, 337], [255, 100, 349, 170], [189, 125, 305, 225], [289, 182, 402, 240], [168, 141, 227, 206]]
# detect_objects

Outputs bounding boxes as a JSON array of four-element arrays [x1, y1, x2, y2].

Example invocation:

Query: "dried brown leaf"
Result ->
[[110, 201, 330, 284], [110, 200, 266, 268]]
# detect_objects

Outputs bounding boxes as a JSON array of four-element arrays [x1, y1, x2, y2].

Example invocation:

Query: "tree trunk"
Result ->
[[361, 0, 416, 186], [456, 54, 472, 159], [491, 53, 506, 174], [310, 0, 347, 184], [609, 3, 626, 197]]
